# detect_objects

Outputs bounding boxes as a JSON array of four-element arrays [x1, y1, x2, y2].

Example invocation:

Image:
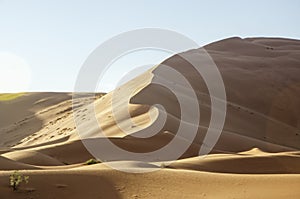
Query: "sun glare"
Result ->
[[0, 52, 31, 93]]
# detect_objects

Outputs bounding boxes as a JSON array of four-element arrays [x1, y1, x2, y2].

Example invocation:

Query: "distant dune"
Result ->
[[0, 37, 300, 199]]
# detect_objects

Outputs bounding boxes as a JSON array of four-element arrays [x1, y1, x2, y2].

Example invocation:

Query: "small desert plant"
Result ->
[[9, 171, 29, 191], [85, 158, 100, 165]]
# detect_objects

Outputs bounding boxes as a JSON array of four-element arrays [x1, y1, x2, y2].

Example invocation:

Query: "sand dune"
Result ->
[[169, 149, 300, 174], [2, 150, 64, 166], [0, 156, 38, 170], [0, 37, 300, 198]]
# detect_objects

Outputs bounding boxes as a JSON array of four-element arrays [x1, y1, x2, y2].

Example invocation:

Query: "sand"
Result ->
[[0, 37, 300, 198]]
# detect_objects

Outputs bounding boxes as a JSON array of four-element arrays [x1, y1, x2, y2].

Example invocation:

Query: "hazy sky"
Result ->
[[0, 0, 300, 92]]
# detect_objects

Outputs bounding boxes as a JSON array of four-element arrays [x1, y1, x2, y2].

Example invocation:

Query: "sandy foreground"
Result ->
[[0, 37, 300, 198]]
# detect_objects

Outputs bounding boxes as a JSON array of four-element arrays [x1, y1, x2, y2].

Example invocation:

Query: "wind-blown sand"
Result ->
[[0, 37, 300, 198]]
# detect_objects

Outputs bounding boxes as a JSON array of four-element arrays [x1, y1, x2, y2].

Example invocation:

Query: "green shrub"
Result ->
[[9, 171, 29, 191], [85, 158, 100, 165]]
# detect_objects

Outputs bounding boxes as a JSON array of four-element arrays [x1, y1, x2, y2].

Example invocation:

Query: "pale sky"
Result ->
[[0, 0, 300, 92]]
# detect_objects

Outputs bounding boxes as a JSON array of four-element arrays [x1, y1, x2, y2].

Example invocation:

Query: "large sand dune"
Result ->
[[0, 37, 300, 198]]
